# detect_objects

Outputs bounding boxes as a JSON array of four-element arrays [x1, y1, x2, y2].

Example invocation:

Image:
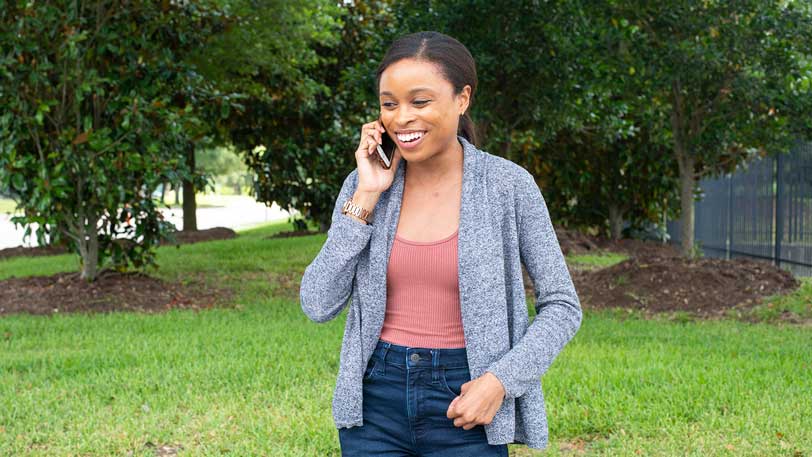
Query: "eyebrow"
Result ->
[[379, 87, 434, 96]]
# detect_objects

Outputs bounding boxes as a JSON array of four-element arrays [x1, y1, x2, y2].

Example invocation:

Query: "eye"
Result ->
[[382, 102, 396, 108], [413, 99, 430, 106]]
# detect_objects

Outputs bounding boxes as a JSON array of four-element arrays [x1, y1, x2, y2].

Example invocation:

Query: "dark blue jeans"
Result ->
[[338, 339, 509, 456]]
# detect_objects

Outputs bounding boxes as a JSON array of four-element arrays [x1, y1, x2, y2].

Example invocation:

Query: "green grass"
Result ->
[[0, 197, 21, 215], [568, 251, 629, 271], [741, 277, 812, 323], [1, 222, 810, 456]]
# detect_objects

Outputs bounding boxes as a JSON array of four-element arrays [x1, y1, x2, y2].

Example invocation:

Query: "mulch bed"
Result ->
[[518, 228, 803, 319], [160, 227, 237, 245], [0, 227, 237, 317], [0, 244, 71, 260], [267, 229, 321, 239], [0, 227, 237, 260], [571, 255, 800, 318], [0, 269, 232, 317], [556, 227, 682, 258]]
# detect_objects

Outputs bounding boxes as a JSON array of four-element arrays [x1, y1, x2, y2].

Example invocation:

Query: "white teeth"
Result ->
[[396, 131, 425, 142]]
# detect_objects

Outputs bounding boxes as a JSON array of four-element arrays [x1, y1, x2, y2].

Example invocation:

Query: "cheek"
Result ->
[[423, 109, 449, 129]]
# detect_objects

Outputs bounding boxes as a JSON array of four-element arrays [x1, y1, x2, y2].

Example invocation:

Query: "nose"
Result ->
[[392, 104, 418, 129]]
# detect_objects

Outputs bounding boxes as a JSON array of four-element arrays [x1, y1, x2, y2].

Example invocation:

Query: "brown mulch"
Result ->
[[267, 229, 321, 239], [0, 269, 233, 317], [0, 227, 237, 260], [556, 227, 681, 258], [0, 244, 70, 259], [517, 228, 803, 319], [571, 255, 800, 318], [0, 227, 238, 317], [159, 227, 237, 246]]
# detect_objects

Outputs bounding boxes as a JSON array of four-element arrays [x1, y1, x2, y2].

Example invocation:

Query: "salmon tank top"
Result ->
[[379, 227, 466, 349]]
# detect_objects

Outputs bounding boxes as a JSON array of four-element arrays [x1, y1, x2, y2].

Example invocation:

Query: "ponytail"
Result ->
[[457, 112, 479, 148]]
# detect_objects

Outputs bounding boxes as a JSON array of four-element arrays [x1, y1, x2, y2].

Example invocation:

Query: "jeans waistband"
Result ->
[[372, 339, 469, 369]]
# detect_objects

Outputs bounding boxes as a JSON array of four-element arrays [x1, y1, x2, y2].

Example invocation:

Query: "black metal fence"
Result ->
[[667, 139, 812, 277]]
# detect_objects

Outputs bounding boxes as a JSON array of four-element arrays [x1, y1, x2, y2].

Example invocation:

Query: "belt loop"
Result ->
[[381, 341, 391, 375], [432, 349, 439, 382]]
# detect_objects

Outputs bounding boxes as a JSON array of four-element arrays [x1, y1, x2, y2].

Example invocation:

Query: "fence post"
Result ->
[[727, 173, 733, 260], [775, 152, 784, 268]]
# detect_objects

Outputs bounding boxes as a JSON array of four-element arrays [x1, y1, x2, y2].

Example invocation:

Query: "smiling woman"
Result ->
[[300, 31, 581, 456]]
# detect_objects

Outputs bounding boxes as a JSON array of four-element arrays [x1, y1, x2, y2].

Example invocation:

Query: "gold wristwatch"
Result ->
[[341, 198, 372, 223]]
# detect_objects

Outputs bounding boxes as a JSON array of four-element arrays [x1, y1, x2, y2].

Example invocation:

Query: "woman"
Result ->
[[300, 31, 581, 456]]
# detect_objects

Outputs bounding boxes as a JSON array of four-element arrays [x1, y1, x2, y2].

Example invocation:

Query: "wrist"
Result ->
[[341, 191, 380, 225], [485, 371, 506, 399], [352, 190, 381, 209]]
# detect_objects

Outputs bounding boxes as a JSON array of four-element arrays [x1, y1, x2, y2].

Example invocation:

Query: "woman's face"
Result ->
[[378, 58, 470, 162]]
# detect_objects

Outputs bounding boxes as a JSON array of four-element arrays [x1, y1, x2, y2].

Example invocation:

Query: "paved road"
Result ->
[[0, 199, 294, 250]]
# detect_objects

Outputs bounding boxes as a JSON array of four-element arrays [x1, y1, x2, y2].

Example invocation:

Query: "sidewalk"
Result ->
[[0, 196, 294, 250]]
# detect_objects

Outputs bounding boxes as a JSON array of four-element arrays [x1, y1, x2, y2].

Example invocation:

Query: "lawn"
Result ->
[[0, 221, 810, 456]]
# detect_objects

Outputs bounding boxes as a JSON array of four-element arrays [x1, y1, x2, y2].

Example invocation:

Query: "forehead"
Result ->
[[379, 58, 451, 96]]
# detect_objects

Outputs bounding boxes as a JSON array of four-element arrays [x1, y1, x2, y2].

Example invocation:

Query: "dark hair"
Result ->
[[375, 31, 479, 147]]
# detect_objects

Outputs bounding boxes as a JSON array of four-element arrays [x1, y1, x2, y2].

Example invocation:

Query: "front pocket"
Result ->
[[440, 366, 471, 397], [362, 357, 380, 381]]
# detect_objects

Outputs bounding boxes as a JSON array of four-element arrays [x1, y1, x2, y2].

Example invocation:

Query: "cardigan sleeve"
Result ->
[[299, 168, 374, 323], [485, 168, 582, 399]]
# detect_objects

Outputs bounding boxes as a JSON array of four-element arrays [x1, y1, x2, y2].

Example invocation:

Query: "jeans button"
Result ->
[[410, 353, 420, 363]]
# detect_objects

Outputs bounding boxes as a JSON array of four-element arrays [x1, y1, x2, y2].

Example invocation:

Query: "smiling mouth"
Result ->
[[395, 131, 427, 143]]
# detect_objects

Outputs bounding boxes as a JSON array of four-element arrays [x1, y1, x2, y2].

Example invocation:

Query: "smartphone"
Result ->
[[375, 124, 396, 169]]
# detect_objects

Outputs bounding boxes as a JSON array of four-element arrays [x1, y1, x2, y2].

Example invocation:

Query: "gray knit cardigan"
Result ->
[[299, 135, 582, 449]]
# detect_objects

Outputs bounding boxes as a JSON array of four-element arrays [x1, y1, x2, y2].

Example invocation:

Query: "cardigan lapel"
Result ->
[[364, 135, 483, 358]]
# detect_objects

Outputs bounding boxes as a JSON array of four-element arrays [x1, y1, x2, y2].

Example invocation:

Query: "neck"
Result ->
[[404, 137, 464, 189]]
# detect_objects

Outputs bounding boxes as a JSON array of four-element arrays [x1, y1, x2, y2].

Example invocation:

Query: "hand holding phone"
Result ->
[[354, 119, 402, 194]]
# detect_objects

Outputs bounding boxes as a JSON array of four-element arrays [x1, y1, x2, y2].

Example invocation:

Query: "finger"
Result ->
[[453, 417, 473, 428], [446, 397, 459, 419]]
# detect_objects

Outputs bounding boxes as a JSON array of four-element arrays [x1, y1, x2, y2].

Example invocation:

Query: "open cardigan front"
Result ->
[[299, 135, 582, 449]]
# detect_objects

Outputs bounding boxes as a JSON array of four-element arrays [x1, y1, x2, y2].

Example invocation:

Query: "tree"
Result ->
[[186, 0, 350, 232], [580, 0, 812, 256], [0, 0, 231, 281]]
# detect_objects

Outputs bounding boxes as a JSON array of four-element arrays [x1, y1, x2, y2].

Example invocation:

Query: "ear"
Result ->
[[457, 84, 472, 115]]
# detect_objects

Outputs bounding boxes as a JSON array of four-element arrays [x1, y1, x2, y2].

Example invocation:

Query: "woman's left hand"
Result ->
[[446, 371, 506, 429]]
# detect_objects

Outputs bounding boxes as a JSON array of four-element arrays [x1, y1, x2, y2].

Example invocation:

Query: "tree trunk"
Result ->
[[608, 203, 624, 240], [160, 181, 167, 204], [677, 151, 696, 258], [182, 142, 197, 231], [78, 214, 100, 281], [670, 79, 698, 258]]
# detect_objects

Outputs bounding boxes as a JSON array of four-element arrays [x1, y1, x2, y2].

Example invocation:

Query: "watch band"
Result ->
[[341, 198, 372, 223]]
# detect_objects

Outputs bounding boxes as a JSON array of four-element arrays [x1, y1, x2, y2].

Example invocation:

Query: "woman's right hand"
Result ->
[[355, 119, 402, 194]]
